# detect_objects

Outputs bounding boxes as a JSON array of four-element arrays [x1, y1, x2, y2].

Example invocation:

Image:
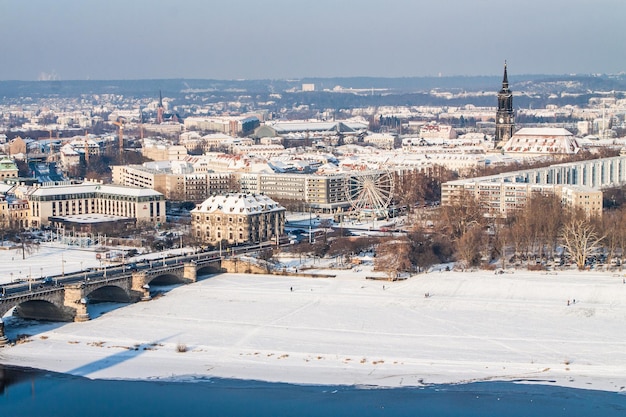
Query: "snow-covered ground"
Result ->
[[0, 242, 188, 284], [2, 253, 626, 393]]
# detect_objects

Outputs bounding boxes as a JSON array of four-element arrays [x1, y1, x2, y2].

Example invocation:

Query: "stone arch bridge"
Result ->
[[0, 257, 221, 345]]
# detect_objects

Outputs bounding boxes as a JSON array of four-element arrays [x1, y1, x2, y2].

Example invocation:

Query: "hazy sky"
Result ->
[[1, 0, 624, 81]]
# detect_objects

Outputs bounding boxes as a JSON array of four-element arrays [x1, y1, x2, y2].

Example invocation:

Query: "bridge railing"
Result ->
[[0, 285, 63, 302]]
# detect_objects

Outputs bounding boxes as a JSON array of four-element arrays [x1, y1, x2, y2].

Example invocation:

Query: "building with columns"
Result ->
[[26, 182, 166, 229]]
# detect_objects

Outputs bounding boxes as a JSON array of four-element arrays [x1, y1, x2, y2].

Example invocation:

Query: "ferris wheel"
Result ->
[[345, 170, 394, 218]]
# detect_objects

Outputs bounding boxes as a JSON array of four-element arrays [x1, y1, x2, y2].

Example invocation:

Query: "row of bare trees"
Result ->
[[438, 191, 625, 271]]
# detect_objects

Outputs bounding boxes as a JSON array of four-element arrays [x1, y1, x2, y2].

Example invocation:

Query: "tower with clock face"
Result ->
[[495, 62, 515, 145]]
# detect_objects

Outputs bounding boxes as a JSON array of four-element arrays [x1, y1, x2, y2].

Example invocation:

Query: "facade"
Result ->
[[442, 180, 602, 218], [501, 127, 580, 156], [0, 157, 19, 181], [560, 185, 603, 218], [238, 172, 351, 212], [419, 124, 457, 140], [7, 137, 27, 155], [112, 163, 235, 202], [59, 144, 81, 169], [363, 133, 397, 149], [441, 155, 626, 218], [183, 116, 260, 136], [0, 198, 30, 229], [165, 172, 234, 202], [26, 182, 166, 229], [191, 193, 285, 245], [495, 63, 515, 145], [142, 139, 188, 161], [112, 164, 167, 192]]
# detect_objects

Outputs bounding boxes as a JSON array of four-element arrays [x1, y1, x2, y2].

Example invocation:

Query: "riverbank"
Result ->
[[2, 268, 626, 393]]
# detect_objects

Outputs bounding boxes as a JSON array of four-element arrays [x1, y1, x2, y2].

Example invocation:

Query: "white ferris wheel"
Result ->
[[345, 170, 394, 218]]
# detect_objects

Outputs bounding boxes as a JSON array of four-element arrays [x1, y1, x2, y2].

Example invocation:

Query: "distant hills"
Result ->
[[1, 74, 624, 109]]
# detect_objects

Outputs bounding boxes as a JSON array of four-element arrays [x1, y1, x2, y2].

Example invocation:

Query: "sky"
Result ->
[[0, 0, 625, 81]]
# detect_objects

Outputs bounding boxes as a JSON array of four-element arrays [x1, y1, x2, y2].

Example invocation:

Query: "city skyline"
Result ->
[[1, 0, 625, 81]]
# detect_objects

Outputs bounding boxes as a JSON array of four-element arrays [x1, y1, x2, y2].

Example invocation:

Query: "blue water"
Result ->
[[1, 365, 625, 417]]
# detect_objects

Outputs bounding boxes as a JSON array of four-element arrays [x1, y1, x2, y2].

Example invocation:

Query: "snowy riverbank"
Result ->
[[2, 264, 626, 393]]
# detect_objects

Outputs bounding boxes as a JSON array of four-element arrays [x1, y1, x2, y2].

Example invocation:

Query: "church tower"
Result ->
[[495, 62, 515, 145]]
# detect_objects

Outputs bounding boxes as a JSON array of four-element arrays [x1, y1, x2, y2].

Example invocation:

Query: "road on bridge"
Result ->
[[0, 241, 278, 299]]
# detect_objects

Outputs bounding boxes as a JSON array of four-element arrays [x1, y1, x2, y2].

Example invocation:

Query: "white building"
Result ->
[[26, 182, 166, 229]]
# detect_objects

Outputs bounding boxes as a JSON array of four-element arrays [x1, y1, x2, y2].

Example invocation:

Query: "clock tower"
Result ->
[[495, 62, 515, 145]]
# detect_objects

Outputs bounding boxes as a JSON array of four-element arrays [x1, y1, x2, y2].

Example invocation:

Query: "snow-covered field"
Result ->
[[2, 254, 626, 393], [0, 242, 187, 284]]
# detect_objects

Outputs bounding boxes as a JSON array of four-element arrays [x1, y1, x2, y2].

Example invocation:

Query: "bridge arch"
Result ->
[[12, 299, 67, 322], [85, 284, 132, 303], [146, 273, 186, 286], [197, 264, 221, 276]]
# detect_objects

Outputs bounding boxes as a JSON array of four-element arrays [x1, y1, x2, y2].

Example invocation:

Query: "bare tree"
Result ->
[[438, 190, 484, 239], [561, 215, 604, 271], [455, 227, 484, 268], [393, 169, 428, 210], [599, 209, 622, 268], [374, 237, 411, 279], [407, 227, 444, 272]]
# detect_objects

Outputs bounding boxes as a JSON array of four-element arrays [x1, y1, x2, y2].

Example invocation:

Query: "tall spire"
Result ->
[[495, 61, 514, 145], [156, 90, 164, 124], [502, 61, 509, 90]]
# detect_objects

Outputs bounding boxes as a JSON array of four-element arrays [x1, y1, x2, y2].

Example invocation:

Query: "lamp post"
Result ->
[[61, 253, 65, 277]]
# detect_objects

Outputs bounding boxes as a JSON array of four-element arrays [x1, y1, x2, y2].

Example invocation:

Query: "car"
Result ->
[[42, 277, 55, 286]]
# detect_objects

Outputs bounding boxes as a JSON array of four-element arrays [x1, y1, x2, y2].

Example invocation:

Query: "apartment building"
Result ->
[[238, 172, 350, 212], [440, 155, 626, 217]]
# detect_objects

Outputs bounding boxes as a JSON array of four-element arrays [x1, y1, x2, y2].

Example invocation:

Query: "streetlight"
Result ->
[[61, 253, 66, 276], [40, 267, 43, 279]]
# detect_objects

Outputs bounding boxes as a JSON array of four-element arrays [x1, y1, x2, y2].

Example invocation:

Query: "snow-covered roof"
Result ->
[[513, 127, 573, 137], [0, 183, 13, 195], [192, 193, 285, 215], [50, 213, 129, 223], [29, 182, 163, 198], [503, 127, 579, 155]]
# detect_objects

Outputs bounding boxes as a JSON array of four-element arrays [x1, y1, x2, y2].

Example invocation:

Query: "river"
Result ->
[[1, 365, 625, 417]]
